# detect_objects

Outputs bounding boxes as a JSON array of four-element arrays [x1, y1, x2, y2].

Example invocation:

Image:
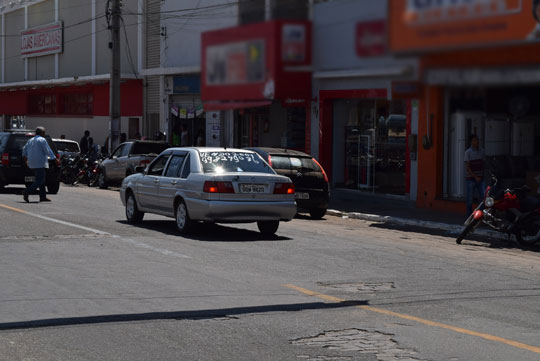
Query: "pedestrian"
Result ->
[[134, 132, 141, 140], [196, 129, 204, 146], [120, 133, 127, 144], [22, 126, 58, 203], [180, 124, 189, 146], [465, 134, 486, 216], [80, 130, 90, 155], [87, 137, 100, 162], [60, 134, 66, 140]]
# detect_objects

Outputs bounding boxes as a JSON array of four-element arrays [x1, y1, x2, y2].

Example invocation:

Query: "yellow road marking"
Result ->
[[0, 203, 28, 214], [283, 284, 540, 355]]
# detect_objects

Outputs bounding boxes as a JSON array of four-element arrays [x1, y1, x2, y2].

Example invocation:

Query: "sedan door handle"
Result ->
[[171, 181, 178, 185], [154, 179, 160, 183]]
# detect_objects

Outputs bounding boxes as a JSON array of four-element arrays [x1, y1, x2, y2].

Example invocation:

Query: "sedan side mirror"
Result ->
[[135, 166, 146, 174]]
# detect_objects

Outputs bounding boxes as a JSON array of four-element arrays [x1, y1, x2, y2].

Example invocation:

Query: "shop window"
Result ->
[[444, 87, 540, 199], [29, 94, 57, 115], [339, 99, 407, 195], [62, 93, 93, 115]]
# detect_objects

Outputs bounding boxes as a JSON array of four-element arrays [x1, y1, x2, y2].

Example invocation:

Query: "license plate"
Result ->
[[240, 184, 265, 193], [25, 176, 35, 182], [295, 192, 310, 199]]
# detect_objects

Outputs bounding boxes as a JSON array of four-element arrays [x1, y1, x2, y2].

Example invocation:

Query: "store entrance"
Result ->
[[445, 86, 540, 198], [336, 99, 408, 195]]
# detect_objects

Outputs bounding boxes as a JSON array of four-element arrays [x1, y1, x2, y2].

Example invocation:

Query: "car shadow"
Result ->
[[368, 222, 540, 252], [294, 213, 326, 221], [117, 219, 292, 242]]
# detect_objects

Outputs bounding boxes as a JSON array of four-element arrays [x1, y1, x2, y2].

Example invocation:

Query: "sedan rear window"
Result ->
[[271, 156, 321, 172], [200, 152, 274, 174], [0, 134, 8, 151], [54, 141, 80, 152]]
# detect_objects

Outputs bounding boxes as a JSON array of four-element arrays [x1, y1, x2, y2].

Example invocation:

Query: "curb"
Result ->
[[326, 209, 507, 241]]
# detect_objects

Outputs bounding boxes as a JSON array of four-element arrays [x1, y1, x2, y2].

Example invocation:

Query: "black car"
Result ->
[[0, 130, 61, 194], [246, 147, 330, 219]]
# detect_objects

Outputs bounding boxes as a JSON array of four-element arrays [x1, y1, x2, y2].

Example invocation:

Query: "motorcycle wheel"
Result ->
[[515, 224, 540, 247], [456, 219, 480, 244]]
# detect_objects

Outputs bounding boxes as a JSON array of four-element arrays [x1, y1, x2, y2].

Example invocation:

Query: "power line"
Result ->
[[120, 15, 138, 80]]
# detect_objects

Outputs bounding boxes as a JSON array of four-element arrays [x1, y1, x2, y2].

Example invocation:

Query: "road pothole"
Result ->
[[317, 281, 395, 293], [291, 328, 429, 361]]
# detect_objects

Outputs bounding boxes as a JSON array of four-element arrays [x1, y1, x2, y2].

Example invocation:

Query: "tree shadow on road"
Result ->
[[0, 300, 367, 331], [368, 222, 540, 252], [116, 219, 292, 242]]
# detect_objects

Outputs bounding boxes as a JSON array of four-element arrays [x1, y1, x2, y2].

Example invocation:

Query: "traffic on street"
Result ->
[[0, 184, 540, 360]]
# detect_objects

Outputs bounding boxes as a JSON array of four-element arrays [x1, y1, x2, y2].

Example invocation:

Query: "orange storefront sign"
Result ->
[[389, 0, 539, 52]]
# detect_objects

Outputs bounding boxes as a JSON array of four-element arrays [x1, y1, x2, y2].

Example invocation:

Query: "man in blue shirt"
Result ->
[[22, 127, 58, 202]]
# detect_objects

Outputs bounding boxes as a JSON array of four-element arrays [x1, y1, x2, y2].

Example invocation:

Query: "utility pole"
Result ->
[[109, 0, 121, 152]]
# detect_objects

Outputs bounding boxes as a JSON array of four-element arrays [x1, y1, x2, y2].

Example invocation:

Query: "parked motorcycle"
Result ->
[[456, 174, 540, 246], [59, 155, 84, 185]]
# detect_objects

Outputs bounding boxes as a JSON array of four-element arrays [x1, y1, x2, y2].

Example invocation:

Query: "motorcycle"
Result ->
[[59, 155, 84, 185], [456, 174, 540, 246]]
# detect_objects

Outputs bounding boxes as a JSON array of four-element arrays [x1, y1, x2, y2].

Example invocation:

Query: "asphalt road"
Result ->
[[0, 185, 539, 361]]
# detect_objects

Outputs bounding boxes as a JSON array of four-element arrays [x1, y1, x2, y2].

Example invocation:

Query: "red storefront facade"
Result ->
[[201, 20, 312, 151], [0, 79, 143, 147]]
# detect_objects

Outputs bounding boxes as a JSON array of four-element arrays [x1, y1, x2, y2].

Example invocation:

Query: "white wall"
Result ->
[[161, 0, 238, 68], [25, 116, 140, 147]]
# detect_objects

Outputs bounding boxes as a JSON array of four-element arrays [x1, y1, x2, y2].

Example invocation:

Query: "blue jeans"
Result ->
[[27, 168, 47, 199], [466, 179, 486, 216]]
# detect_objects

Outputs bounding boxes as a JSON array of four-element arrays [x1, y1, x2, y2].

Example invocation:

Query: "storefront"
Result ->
[[201, 20, 312, 151], [389, 0, 540, 212], [0, 77, 143, 148], [165, 75, 205, 147], [313, 0, 419, 197]]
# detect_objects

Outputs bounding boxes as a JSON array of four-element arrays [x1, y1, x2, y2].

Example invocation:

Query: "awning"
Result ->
[[203, 100, 272, 111]]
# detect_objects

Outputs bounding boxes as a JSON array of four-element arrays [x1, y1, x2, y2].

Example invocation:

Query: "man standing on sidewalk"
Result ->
[[465, 134, 486, 216], [22, 127, 58, 203]]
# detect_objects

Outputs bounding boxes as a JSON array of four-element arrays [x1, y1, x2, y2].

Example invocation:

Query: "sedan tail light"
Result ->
[[1, 153, 9, 166], [203, 181, 235, 193], [139, 159, 150, 167], [274, 182, 295, 194]]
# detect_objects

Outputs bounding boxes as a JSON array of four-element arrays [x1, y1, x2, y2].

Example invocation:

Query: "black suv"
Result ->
[[247, 148, 330, 219], [0, 130, 61, 193]]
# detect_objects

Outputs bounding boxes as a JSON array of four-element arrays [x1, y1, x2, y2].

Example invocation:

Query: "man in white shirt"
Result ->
[[22, 127, 58, 203]]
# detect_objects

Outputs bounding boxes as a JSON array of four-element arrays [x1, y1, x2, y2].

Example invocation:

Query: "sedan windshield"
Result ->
[[200, 151, 274, 174]]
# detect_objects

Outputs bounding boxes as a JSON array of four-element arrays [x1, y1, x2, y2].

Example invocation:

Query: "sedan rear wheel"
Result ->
[[175, 200, 192, 234], [257, 220, 279, 235], [125, 192, 144, 224]]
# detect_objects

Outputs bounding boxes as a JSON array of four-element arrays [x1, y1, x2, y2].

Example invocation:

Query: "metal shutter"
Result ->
[[145, 0, 160, 69]]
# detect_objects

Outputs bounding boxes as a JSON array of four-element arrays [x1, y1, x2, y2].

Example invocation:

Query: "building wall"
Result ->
[[4, 9, 25, 83], [25, 115, 140, 147], [58, 0, 92, 78], [1, 0, 140, 83], [161, 0, 238, 69]]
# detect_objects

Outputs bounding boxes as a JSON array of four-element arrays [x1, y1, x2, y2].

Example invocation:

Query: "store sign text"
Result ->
[[205, 39, 265, 86], [406, 0, 522, 25], [21, 22, 63, 58]]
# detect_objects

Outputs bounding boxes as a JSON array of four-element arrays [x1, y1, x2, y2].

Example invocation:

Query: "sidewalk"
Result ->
[[326, 188, 504, 240]]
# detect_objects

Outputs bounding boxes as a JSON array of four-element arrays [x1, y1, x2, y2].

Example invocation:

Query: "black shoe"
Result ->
[[23, 191, 29, 203], [39, 198, 51, 202]]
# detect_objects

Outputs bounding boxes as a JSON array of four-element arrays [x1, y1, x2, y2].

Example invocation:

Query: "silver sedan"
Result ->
[[120, 147, 297, 235]]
